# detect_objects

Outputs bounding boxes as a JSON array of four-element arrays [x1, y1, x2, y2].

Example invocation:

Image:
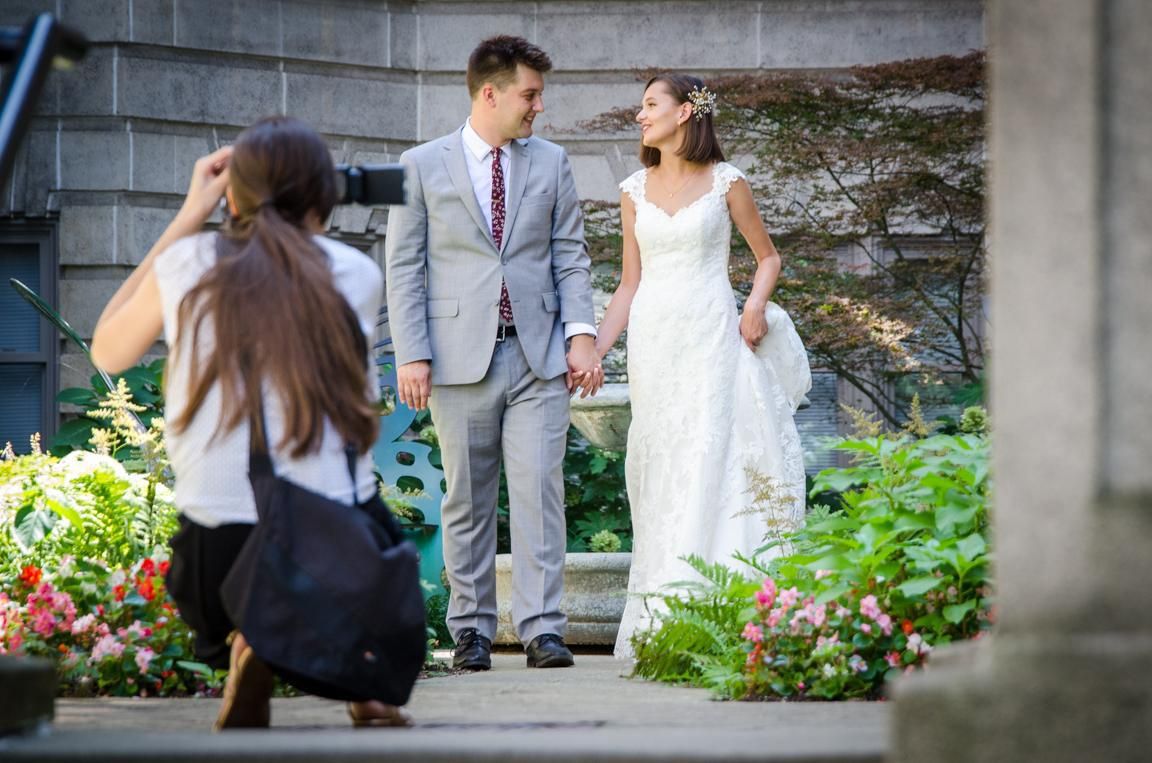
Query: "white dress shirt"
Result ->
[[461, 120, 596, 340]]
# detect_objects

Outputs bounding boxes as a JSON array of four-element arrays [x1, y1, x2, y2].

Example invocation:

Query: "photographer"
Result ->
[[90, 116, 410, 729]]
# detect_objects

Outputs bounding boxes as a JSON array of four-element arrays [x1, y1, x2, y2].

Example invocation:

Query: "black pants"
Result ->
[[165, 515, 254, 670]]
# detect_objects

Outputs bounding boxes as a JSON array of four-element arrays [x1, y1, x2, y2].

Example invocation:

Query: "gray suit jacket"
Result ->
[[384, 127, 594, 386]]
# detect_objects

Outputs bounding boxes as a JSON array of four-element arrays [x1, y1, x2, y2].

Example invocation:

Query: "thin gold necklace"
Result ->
[[657, 167, 704, 199]]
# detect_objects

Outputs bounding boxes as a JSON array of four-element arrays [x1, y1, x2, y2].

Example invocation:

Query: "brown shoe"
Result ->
[[214, 632, 275, 730], [347, 700, 413, 727]]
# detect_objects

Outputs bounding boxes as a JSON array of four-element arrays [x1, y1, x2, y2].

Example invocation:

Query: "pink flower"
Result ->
[[766, 607, 785, 628], [796, 681, 806, 691], [135, 647, 155, 674], [761, 578, 777, 598], [859, 595, 882, 620], [91, 635, 125, 662], [777, 587, 800, 610], [859, 623, 872, 634], [815, 633, 839, 650], [907, 633, 932, 656], [754, 589, 775, 608], [835, 605, 851, 618], [31, 610, 56, 638], [71, 614, 97, 634], [741, 622, 764, 643], [814, 569, 833, 580], [885, 651, 902, 668], [876, 613, 894, 636], [806, 602, 827, 628]]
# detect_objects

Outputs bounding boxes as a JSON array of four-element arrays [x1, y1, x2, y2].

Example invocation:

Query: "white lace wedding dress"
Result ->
[[614, 162, 812, 660]]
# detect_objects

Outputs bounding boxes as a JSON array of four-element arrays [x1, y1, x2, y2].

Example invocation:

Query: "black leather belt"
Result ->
[[496, 324, 517, 342]]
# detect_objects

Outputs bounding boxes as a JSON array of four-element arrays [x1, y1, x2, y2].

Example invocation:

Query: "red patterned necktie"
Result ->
[[491, 146, 514, 323]]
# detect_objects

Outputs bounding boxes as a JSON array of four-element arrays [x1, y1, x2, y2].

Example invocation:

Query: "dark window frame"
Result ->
[[0, 220, 59, 445]]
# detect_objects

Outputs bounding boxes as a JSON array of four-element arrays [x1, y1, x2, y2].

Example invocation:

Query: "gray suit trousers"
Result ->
[[429, 335, 569, 644]]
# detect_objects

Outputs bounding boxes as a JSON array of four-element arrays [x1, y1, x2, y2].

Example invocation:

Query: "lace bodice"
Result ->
[[619, 162, 746, 289]]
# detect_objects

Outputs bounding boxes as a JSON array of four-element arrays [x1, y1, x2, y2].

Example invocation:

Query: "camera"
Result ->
[[335, 164, 406, 206]]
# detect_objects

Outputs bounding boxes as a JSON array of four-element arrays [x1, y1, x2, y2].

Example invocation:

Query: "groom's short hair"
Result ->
[[467, 36, 553, 98]]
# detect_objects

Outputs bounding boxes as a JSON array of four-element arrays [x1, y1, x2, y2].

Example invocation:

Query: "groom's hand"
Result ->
[[566, 335, 603, 398], [397, 360, 432, 411]]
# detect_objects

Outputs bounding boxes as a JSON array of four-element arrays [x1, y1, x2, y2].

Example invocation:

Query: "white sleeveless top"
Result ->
[[153, 232, 383, 527]]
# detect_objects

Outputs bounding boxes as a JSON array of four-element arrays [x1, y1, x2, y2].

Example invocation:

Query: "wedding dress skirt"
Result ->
[[614, 162, 811, 659]]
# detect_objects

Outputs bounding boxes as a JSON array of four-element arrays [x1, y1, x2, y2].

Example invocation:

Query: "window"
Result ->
[[0, 223, 57, 453], [795, 371, 839, 473]]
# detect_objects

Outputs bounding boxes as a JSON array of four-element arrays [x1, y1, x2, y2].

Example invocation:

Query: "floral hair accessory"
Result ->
[[687, 85, 717, 120]]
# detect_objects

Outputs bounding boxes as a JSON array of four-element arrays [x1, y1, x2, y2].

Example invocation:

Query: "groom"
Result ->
[[385, 36, 602, 670]]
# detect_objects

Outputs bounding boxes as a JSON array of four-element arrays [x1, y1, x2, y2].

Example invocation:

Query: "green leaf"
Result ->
[[811, 470, 867, 494], [814, 582, 851, 605], [942, 599, 978, 624], [803, 515, 861, 534], [50, 417, 99, 450], [56, 387, 99, 406], [13, 506, 57, 551], [175, 660, 214, 677], [897, 576, 943, 597], [956, 534, 986, 562]]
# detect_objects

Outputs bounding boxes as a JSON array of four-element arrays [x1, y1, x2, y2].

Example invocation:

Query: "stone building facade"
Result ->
[[0, 0, 983, 454]]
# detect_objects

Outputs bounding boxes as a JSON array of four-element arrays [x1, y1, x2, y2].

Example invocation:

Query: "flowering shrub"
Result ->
[[1, 404, 220, 697], [631, 430, 991, 700], [1, 557, 222, 697]]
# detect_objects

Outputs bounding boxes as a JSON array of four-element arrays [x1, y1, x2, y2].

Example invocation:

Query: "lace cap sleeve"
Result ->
[[715, 162, 747, 195], [619, 169, 647, 203]]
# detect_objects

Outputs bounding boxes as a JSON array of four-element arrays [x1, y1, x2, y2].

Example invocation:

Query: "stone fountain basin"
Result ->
[[568, 382, 631, 451]]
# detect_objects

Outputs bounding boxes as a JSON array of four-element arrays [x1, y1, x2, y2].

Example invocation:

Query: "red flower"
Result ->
[[902, 619, 915, 636], [140, 559, 156, 576], [19, 565, 42, 586], [113, 585, 126, 602], [158, 560, 171, 577], [137, 578, 156, 601]]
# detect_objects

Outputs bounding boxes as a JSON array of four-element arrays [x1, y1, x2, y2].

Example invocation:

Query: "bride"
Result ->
[[594, 74, 812, 659]]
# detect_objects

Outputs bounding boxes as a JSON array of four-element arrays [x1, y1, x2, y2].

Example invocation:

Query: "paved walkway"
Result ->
[[0, 654, 888, 762]]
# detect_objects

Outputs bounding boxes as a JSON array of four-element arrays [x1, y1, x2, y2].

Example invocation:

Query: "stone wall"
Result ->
[[0, 0, 983, 400]]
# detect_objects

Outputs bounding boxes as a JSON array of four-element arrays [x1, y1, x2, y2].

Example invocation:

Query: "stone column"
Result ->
[[891, 1, 1152, 760]]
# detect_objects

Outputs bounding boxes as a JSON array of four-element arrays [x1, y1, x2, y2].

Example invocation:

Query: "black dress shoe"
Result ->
[[525, 634, 575, 668], [452, 628, 492, 671]]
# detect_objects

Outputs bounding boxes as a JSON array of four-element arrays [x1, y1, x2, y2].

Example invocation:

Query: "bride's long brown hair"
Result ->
[[171, 116, 379, 457]]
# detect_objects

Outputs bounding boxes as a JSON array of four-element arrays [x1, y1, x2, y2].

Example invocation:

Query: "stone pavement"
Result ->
[[0, 653, 887, 762]]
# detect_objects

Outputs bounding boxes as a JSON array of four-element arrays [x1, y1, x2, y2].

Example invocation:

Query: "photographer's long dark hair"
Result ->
[[171, 116, 379, 457]]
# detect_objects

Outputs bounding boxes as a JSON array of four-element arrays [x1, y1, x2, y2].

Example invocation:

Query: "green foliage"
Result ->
[[588, 529, 623, 554], [630, 431, 992, 700], [51, 359, 166, 463], [1, 548, 222, 698], [631, 555, 757, 691], [0, 382, 207, 697], [561, 430, 631, 552]]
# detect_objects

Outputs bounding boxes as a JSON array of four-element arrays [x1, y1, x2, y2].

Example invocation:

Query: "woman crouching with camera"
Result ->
[[91, 117, 410, 730]]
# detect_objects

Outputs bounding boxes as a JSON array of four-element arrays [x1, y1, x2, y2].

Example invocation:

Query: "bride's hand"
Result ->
[[739, 309, 769, 350]]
